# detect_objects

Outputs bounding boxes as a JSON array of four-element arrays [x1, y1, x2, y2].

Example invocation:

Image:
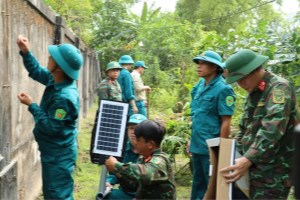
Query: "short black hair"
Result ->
[[134, 120, 166, 146]]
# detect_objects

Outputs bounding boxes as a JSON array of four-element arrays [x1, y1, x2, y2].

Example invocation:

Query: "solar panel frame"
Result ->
[[92, 100, 129, 158]]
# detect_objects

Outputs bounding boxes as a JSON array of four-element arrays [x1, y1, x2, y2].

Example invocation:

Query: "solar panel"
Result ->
[[90, 100, 129, 164]]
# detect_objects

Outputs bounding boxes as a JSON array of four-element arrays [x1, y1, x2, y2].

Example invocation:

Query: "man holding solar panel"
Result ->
[[104, 114, 147, 199], [105, 120, 176, 199]]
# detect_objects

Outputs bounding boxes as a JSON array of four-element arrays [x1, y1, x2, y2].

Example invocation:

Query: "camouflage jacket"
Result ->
[[113, 148, 176, 200], [236, 71, 298, 192], [97, 78, 122, 102]]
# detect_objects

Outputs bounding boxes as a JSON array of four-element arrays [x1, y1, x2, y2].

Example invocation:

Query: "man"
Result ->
[[97, 61, 122, 102], [16, 35, 83, 199], [220, 49, 298, 200], [105, 114, 147, 199], [131, 61, 151, 117], [105, 120, 176, 200], [117, 55, 138, 115], [189, 50, 236, 199]]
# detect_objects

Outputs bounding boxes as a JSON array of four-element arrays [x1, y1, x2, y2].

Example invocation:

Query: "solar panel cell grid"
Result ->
[[92, 100, 129, 157]]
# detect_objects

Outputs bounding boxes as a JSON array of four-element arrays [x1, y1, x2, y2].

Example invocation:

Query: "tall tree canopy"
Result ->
[[43, 0, 93, 42], [176, 0, 282, 34]]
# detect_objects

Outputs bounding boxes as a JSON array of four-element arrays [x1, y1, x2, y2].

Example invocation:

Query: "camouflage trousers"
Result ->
[[251, 185, 291, 200]]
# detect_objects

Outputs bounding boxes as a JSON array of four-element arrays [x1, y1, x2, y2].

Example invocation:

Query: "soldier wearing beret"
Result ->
[[220, 49, 298, 200]]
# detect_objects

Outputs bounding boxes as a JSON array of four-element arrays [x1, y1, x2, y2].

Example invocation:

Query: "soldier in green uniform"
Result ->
[[220, 49, 298, 200], [16, 35, 83, 199], [97, 61, 123, 102], [105, 120, 176, 200], [92, 62, 123, 167], [190, 50, 236, 199], [117, 55, 138, 115], [105, 114, 147, 199]]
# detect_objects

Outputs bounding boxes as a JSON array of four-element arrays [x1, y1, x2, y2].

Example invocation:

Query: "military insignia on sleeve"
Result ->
[[226, 96, 234, 106], [272, 89, 285, 104], [55, 109, 67, 120]]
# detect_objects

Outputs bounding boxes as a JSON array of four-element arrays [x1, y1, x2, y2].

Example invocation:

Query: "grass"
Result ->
[[74, 103, 101, 200]]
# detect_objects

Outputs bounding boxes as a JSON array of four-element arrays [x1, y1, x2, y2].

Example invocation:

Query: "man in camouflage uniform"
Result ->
[[97, 61, 122, 102], [92, 62, 123, 161], [220, 49, 298, 200], [105, 114, 147, 199], [105, 120, 176, 199]]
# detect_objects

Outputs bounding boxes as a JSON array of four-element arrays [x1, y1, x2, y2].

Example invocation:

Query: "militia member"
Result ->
[[220, 49, 298, 200], [97, 61, 122, 102], [131, 61, 151, 117], [117, 55, 138, 115], [190, 50, 236, 199], [17, 35, 83, 199], [92, 61, 123, 161], [105, 114, 147, 199], [105, 120, 176, 200]]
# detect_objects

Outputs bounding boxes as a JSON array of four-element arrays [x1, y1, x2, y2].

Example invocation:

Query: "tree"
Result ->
[[91, 0, 136, 70], [43, 0, 93, 43], [176, 0, 282, 34]]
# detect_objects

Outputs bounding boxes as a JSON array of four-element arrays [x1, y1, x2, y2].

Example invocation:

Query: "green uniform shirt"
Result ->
[[236, 71, 298, 198], [117, 68, 135, 102], [97, 77, 122, 102], [21, 51, 78, 199], [190, 75, 236, 154], [22, 51, 79, 156], [113, 148, 176, 199]]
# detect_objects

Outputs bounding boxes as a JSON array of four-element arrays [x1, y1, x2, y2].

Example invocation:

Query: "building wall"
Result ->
[[0, 0, 100, 199]]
